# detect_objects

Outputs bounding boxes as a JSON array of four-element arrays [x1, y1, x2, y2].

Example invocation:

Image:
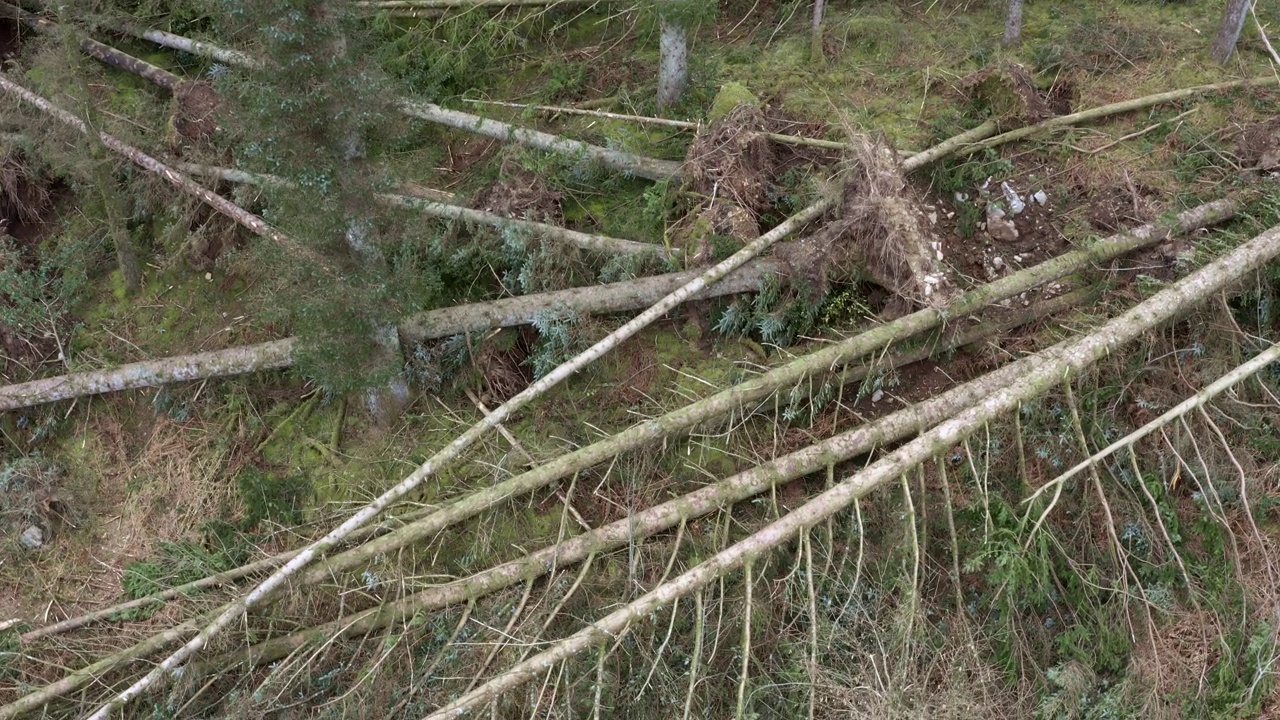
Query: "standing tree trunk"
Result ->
[[1003, 0, 1024, 46], [657, 14, 689, 112], [810, 0, 825, 64], [1211, 0, 1252, 63]]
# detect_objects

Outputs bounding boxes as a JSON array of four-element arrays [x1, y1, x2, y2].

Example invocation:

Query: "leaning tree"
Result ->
[[1211, 0, 1252, 63]]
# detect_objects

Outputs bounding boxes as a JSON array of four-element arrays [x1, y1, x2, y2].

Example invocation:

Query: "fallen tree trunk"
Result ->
[[5, 191, 1231, 411], [461, 99, 881, 153], [0, 257, 784, 411], [176, 162, 667, 257], [8, 196, 1230, 708], [5, 195, 1233, 712], [260, 196, 1236, 592], [957, 76, 1279, 160], [429, 215, 1280, 718], [4, 289, 1088, 719], [83, 192, 831, 720], [114, 22, 264, 69], [0, 76, 334, 275], [0, 2, 185, 92], [399, 101, 684, 182], [210, 288, 1094, 669]]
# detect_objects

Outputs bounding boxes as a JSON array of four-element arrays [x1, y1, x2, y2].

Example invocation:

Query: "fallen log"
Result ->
[[2, 289, 1088, 718], [0, 2, 186, 93], [430, 211, 1280, 719], [207, 288, 1095, 670], [399, 101, 684, 182], [176, 162, 667, 257], [0, 257, 781, 411], [0, 76, 334, 274]]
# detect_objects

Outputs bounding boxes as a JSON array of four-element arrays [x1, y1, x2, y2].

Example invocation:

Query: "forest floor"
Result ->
[[5, 0, 1280, 718]]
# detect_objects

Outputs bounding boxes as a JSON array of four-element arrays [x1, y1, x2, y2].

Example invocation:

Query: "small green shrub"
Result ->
[[236, 466, 311, 528]]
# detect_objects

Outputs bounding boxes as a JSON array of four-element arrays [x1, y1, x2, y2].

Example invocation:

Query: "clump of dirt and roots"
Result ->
[[471, 154, 564, 225], [777, 134, 952, 315], [681, 102, 777, 247], [960, 63, 1070, 125], [1237, 117, 1280, 172], [172, 81, 221, 148]]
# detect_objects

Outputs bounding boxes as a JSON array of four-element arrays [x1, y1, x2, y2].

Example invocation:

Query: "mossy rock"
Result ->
[[709, 82, 761, 124]]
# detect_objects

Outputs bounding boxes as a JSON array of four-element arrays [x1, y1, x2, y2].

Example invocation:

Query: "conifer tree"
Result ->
[[211, 0, 440, 411]]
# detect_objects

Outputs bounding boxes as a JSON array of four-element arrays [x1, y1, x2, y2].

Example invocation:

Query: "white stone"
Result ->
[[871, 389, 884, 403], [20, 525, 43, 549]]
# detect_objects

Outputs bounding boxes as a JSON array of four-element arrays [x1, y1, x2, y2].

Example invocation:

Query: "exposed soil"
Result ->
[[0, 19, 18, 62], [172, 80, 220, 146], [471, 155, 563, 224], [1237, 117, 1280, 172]]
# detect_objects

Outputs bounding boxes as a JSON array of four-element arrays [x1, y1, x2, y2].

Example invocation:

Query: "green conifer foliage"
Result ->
[[212, 0, 443, 395]]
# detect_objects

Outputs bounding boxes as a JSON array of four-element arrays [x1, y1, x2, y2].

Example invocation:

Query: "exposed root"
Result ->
[[0, 150, 52, 228], [471, 155, 563, 225], [682, 103, 776, 245], [961, 64, 1056, 125], [778, 134, 951, 311]]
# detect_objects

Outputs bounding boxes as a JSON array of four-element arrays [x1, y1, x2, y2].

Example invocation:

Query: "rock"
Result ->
[[871, 389, 884, 403], [1032, 190, 1048, 205], [987, 218, 1019, 243], [991, 256, 1004, 270], [20, 525, 44, 549]]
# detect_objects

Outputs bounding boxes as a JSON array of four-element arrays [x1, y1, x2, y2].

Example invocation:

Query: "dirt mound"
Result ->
[[777, 135, 951, 312], [1086, 181, 1156, 232], [1237, 118, 1280, 171], [682, 103, 776, 243], [471, 155, 563, 224], [961, 64, 1057, 124], [0, 151, 52, 232], [173, 81, 220, 146]]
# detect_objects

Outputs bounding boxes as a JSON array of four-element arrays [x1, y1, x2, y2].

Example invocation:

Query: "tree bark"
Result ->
[[1211, 0, 1252, 63], [399, 101, 682, 182], [657, 15, 689, 113], [810, 0, 826, 63], [1003, 0, 1024, 47], [429, 214, 1280, 719]]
